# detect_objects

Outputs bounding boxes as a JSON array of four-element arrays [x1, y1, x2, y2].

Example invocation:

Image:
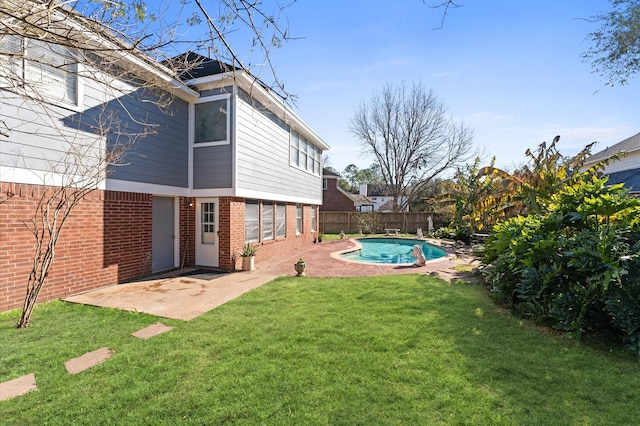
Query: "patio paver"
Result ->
[[0, 373, 37, 401], [131, 322, 174, 339], [64, 347, 114, 374]]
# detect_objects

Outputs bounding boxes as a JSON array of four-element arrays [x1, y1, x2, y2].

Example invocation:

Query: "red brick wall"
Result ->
[[1, 183, 152, 312], [179, 197, 195, 268], [321, 177, 356, 211], [1, 182, 323, 312], [229, 201, 317, 271]]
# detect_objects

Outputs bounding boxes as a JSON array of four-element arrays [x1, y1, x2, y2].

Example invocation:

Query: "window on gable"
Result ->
[[194, 97, 229, 145], [0, 35, 79, 108]]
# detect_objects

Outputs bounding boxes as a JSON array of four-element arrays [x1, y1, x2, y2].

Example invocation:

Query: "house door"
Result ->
[[152, 196, 176, 272], [196, 198, 219, 267]]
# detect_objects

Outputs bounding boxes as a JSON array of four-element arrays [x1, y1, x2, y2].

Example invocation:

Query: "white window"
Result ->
[[290, 130, 321, 176], [194, 96, 229, 145], [201, 202, 216, 245], [290, 131, 299, 165], [311, 205, 317, 232], [0, 35, 79, 108], [323, 178, 327, 190], [315, 150, 322, 175], [245, 200, 260, 243], [262, 202, 274, 241], [276, 203, 286, 239], [296, 204, 303, 234]]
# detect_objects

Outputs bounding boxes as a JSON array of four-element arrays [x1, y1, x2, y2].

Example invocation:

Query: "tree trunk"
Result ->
[[17, 278, 42, 329]]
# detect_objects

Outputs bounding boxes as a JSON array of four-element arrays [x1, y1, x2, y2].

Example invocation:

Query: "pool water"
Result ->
[[340, 238, 446, 264]]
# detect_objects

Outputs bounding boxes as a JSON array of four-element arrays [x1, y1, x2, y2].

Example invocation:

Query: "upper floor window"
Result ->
[[0, 35, 79, 108], [322, 178, 327, 190], [290, 130, 321, 176], [194, 96, 229, 146]]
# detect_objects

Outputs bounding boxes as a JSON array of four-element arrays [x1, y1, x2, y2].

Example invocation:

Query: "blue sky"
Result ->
[[229, 0, 639, 174]]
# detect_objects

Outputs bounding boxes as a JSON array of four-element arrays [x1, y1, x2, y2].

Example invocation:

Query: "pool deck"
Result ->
[[260, 237, 475, 281]]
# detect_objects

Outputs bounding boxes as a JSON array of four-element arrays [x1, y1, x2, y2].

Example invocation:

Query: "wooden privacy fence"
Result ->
[[319, 211, 447, 234]]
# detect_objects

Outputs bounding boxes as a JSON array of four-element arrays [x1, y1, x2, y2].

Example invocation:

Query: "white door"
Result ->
[[196, 198, 219, 267]]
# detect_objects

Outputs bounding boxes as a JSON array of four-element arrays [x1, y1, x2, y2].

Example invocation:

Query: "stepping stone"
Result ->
[[131, 322, 174, 339], [65, 347, 113, 374], [0, 373, 37, 401]]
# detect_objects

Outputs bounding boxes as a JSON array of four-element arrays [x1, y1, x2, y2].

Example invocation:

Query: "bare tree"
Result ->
[[15, 116, 142, 328], [1, 0, 293, 327], [429, 0, 462, 30], [349, 82, 475, 212]]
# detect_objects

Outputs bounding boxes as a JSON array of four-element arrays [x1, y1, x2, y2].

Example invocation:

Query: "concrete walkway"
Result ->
[[63, 238, 476, 321]]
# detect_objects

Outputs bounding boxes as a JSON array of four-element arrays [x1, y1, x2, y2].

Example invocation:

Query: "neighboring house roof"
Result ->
[[583, 132, 640, 194], [584, 132, 640, 165], [351, 194, 375, 206], [323, 168, 341, 178]]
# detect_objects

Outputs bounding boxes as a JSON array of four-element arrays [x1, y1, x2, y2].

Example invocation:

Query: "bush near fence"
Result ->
[[319, 211, 447, 234]]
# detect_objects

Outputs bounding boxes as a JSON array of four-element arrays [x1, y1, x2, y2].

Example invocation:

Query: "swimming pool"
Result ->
[[340, 238, 447, 265]]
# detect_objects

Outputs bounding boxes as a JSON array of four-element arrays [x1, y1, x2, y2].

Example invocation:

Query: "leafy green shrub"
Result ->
[[482, 175, 640, 359]]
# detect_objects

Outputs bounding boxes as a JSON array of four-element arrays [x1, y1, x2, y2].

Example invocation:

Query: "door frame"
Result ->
[[195, 198, 219, 267]]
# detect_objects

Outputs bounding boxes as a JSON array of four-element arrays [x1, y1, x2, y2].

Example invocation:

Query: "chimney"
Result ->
[[359, 184, 367, 196]]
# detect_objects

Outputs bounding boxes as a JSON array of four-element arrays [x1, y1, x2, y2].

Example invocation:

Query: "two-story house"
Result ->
[[321, 168, 374, 212], [358, 184, 409, 212], [0, 9, 328, 311]]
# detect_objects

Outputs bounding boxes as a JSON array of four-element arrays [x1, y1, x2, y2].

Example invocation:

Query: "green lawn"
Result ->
[[2, 275, 639, 425]]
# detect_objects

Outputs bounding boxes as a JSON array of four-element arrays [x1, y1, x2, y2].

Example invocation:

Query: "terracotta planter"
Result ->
[[294, 262, 306, 277], [242, 256, 255, 271]]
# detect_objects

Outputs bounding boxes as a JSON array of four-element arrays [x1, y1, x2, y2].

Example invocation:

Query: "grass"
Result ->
[[1, 275, 639, 425]]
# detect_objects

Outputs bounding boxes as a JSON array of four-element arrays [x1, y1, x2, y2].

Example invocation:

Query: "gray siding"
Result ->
[[199, 86, 233, 98], [1, 67, 189, 189], [0, 93, 105, 175], [235, 94, 323, 203], [191, 90, 234, 189], [106, 94, 189, 187], [193, 143, 233, 188]]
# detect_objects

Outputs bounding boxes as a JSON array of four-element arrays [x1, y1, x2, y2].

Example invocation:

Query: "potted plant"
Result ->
[[294, 258, 306, 277], [241, 243, 257, 271]]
